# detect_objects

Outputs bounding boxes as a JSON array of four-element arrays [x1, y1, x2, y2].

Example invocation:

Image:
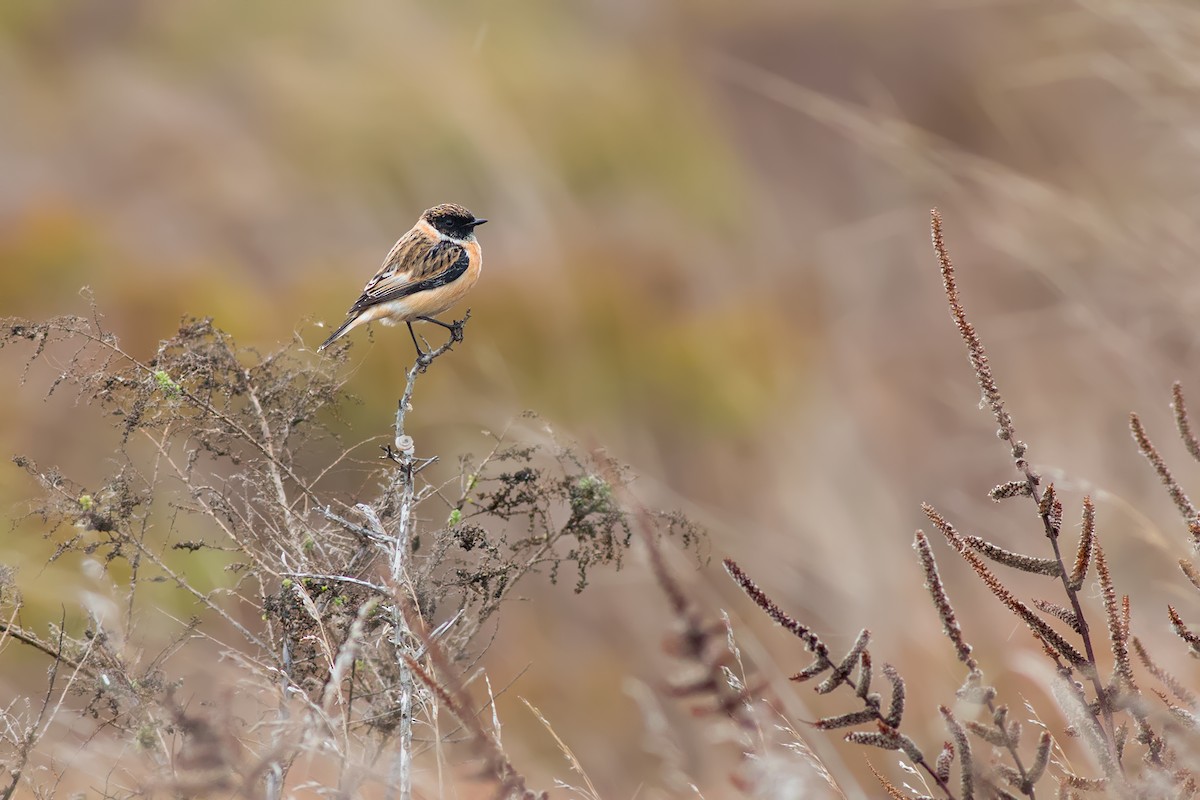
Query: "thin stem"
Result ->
[[931, 210, 1121, 778], [393, 311, 469, 443], [383, 313, 468, 800], [245, 372, 299, 539]]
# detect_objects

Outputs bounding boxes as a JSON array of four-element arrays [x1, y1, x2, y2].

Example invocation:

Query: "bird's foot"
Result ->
[[448, 309, 471, 345]]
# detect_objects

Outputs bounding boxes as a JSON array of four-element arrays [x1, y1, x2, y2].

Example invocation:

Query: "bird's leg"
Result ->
[[417, 312, 469, 346], [416, 315, 457, 334], [407, 322, 432, 369]]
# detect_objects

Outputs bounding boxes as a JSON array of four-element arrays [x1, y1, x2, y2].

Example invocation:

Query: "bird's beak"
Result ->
[[471, 218, 488, 227]]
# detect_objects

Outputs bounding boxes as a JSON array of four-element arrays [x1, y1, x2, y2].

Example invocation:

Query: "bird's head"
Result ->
[[423, 204, 487, 241]]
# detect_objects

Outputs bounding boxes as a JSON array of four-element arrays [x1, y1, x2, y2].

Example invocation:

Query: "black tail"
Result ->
[[317, 317, 355, 352]]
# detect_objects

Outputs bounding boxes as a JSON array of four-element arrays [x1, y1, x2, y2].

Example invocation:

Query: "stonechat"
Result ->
[[317, 203, 487, 357]]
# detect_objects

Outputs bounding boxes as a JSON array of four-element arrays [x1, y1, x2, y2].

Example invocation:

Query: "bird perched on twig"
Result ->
[[317, 203, 487, 358]]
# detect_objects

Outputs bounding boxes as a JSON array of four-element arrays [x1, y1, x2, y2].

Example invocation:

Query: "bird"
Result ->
[[317, 203, 487, 358]]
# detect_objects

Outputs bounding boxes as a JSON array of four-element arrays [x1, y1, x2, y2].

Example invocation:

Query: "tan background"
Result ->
[[3, 1, 1200, 796]]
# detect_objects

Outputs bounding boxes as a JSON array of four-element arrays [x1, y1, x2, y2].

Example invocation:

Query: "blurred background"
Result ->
[[5, 0, 1200, 796]]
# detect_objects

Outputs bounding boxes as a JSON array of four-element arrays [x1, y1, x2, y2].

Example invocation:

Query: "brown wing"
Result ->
[[346, 234, 467, 316]]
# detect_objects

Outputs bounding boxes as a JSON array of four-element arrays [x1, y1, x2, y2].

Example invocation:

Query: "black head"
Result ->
[[422, 203, 487, 240]]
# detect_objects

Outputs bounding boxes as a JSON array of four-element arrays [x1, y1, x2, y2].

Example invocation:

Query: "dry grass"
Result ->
[[5, 2, 1200, 797], [7, 210, 1200, 798]]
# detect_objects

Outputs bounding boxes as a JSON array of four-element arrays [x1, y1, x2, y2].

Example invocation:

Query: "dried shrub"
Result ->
[[0, 299, 702, 799], [713, 212, 1200, 799]]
